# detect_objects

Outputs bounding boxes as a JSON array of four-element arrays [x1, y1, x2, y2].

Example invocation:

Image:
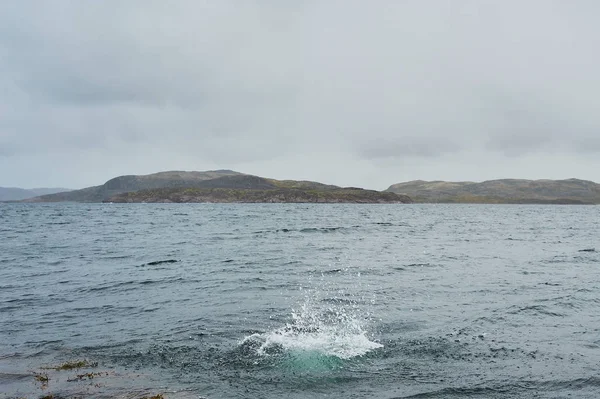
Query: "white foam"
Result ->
[[243, 300, 382, 360]]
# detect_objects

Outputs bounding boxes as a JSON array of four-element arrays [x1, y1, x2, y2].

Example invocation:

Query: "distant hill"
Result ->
[[22, 170, 412, 204], [107, 185, 410, 204], [385, 179, 600, 204], [0, 187, 71, 201], [23, 170, 243, 202]]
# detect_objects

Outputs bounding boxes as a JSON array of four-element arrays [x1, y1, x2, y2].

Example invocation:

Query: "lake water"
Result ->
[[1, 203, 599, 398]]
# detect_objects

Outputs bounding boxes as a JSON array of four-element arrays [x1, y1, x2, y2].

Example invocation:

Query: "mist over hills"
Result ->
[[386, 178, 600, 204]]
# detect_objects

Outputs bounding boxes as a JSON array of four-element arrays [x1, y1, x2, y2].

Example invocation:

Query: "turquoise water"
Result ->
[[1, 204, 599, 398]]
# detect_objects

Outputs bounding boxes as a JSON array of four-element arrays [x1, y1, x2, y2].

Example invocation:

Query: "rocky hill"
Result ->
[[107, 186, 410, 204], [386, 178, 600, 204], [23, 170, 242, 202], [23, 171, 412, 204]]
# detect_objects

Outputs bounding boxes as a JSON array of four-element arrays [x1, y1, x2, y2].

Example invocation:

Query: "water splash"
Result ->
[[241, 297, 382, 367]]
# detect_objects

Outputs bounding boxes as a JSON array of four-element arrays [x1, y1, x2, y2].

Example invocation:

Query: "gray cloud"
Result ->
[[1, 1, 600, 189], [360, 136, 461, 159]]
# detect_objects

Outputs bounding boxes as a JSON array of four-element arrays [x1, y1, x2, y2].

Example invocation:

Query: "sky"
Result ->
[[1, 1, 600, 190]]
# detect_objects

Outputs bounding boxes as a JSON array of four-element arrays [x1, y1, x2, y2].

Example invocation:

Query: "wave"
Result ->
[[253, 226, 362, 235], [299, 226, 360, 234], [143, 259, 179, 266], [506, 304, 565, 317], [395, 376, 600, 398]]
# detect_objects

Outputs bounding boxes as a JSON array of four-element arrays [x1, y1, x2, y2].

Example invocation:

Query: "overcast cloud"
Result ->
[[1, 0, 599, 189]]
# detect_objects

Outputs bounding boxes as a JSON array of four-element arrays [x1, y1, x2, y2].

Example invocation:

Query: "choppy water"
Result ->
[[1, 203, 599, 398]]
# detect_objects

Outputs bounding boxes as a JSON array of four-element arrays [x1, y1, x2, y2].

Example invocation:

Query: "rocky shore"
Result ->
[[106, 187, 412, 204]]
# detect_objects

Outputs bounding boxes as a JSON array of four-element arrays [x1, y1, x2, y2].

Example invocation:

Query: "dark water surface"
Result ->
[[1, 204, 599, 398]]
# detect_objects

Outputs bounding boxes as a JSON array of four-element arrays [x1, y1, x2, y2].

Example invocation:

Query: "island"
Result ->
[[385, 178, 600, 204], [22, 171, 412, 204]]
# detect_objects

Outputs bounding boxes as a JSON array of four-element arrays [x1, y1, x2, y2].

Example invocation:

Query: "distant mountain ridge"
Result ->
[[108, 186, 408, 204], [386, 178, 600, 204], [18, 173, 599, 204], [23, 170, 242, 202], [22, 170, 412, 204], [0, 187, 72, 201]]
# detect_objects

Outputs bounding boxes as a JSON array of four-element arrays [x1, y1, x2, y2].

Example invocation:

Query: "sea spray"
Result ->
[[241, 269, 383, 371]]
